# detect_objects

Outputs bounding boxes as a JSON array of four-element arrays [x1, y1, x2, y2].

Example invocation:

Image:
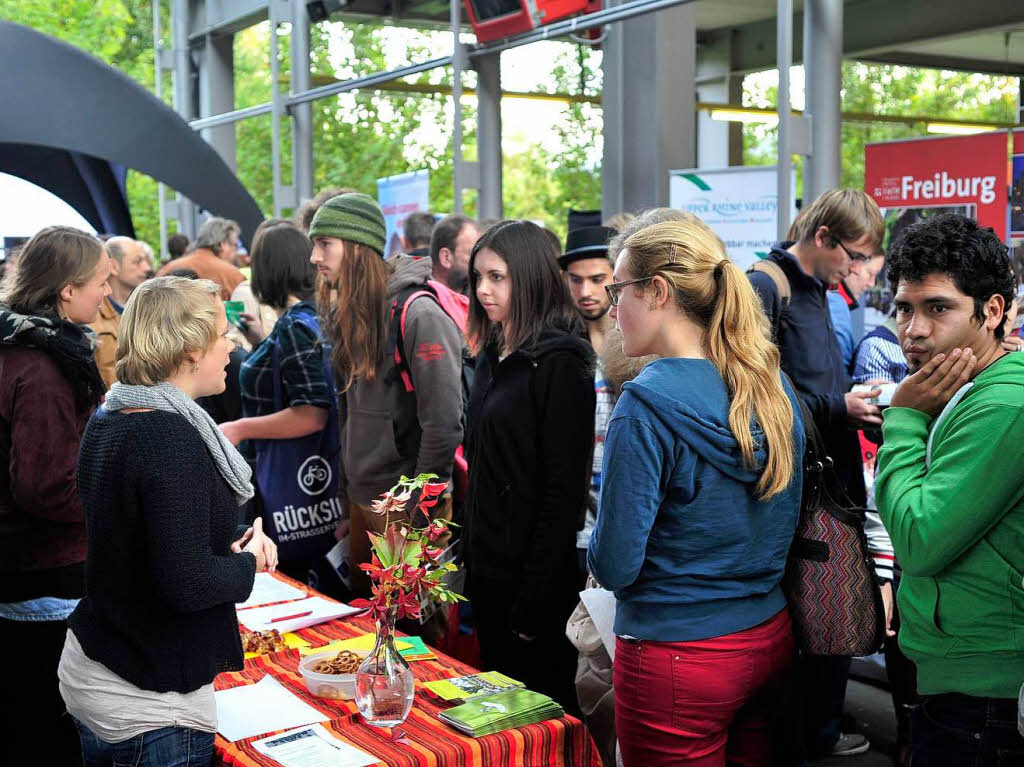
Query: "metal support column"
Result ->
[[198, 33, 237, 172], [291, 0, 314, 205], [475, 51, 503, 220], [153, 0, 168, 258], [777, 0, 793, 240], [172, 0, 197, 237], [601, 0, 696, 218], [451, 0, 465, 214], [269, 3, 284, 219], [803, 0, 843, 201]]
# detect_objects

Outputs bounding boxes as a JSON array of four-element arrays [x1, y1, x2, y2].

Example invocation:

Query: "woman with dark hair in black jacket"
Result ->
[[464, 220, 596, 714]]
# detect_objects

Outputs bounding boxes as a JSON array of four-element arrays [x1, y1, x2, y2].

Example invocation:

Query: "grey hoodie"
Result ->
[[340, 255, 465, 505]]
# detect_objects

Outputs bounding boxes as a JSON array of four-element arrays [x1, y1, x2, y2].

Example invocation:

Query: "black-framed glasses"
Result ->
[[833, 238, 874, 264], [605, 276, 653, 306]]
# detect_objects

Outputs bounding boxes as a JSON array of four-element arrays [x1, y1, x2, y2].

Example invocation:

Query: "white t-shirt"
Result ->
[[58, 629, 217, 743]]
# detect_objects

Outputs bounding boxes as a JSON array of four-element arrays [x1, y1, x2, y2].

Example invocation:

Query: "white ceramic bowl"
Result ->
[[298, 651, 364, 700]]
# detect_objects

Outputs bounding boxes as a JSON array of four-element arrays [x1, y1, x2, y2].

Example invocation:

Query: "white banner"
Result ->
[[377, 169, 430, 258], [668, 166, 797, 271]]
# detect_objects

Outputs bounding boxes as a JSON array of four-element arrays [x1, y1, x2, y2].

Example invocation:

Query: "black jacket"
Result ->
[[748, 243, 866, 505], [464, 326, 596, 635], [70, 409, 256, 694]]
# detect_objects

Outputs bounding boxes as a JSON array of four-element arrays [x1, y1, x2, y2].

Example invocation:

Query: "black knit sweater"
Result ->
[[69, 409, 256, 694]]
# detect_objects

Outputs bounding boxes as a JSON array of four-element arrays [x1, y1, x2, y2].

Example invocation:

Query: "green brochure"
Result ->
[[438, 688, 564, 737]]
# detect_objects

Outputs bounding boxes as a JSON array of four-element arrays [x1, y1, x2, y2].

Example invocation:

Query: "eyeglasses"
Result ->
[[605, 276, 653, 306], [833, 239, 875, 264]]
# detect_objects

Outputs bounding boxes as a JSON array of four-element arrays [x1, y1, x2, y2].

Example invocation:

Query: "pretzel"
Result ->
[[309, 650, 362, 675], [241, 629, 287, 655]]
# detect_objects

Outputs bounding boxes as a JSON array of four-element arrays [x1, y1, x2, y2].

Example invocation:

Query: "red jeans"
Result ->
[[614, 608, 794, 767]]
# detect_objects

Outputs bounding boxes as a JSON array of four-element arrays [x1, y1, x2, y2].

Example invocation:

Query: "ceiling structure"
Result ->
[[310, 0, 1024, 76]]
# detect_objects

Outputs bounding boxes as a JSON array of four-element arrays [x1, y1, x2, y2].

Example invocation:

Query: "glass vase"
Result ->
[[354, 606, 415, 728]]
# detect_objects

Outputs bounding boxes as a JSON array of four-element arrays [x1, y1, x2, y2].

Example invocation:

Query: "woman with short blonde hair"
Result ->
[[588, 219, 805, 765], [60, 276, 277, 767], [116, 277, 221, 385]]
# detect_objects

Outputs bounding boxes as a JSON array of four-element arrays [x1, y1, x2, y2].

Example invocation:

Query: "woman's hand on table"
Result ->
[[237, 518, 278, 573]]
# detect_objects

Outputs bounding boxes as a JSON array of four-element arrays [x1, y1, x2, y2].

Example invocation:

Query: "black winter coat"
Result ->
[[464, 326, 596, 636]]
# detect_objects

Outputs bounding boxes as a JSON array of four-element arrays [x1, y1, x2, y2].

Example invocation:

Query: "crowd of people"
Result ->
[[1, 184, 1023, 767]]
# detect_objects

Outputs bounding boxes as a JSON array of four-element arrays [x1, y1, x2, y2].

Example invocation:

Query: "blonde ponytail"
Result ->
[[622, 221, 796, 499], [707, 261, 795, 498]]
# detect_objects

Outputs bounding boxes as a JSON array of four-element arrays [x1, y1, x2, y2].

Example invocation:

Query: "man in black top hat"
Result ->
[[559, 225, 617, 573], [560, 226, 618, 357]]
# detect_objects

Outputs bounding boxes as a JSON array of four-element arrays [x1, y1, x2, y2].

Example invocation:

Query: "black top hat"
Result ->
[[558, 225, 617, 269]]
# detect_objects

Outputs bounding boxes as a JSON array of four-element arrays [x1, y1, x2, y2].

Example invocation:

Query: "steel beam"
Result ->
[[188, 0, 697, 130], [475, 51, 503, 219], [291, 0, 314, 205], [451, 0, 464, 213], [602, 0, 696, 217], [173, 0, 197, 236], [726, 0, 1024, 75], [802, 0, 842, 201], [777, 0, 792, 240]]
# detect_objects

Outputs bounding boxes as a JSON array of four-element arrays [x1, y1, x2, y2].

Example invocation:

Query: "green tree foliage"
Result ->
[[0, 1, 604, 247], [742, 63, 1019, 197]]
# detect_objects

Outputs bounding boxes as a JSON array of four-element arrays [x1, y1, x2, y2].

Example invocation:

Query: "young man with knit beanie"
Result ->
[[308, 193, 465, 628], [875, 213, 1024, 764]]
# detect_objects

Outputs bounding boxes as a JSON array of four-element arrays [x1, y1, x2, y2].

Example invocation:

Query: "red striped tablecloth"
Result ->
[[216, 572, 601, 767]]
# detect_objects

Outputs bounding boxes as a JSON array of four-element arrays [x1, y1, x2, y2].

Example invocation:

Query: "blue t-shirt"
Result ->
[[827, 290, 855, 368]]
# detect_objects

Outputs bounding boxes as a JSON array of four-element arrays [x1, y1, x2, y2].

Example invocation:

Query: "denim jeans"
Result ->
[[912, 693, 1024, 766], [74, 718, 214, 767]]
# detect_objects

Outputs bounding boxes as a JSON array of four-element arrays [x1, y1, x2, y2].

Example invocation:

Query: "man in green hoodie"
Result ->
[[875, 213, 1024, 765]]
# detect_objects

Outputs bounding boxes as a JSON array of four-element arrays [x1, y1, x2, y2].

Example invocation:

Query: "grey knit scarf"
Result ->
[[103, 381, 254, 505]]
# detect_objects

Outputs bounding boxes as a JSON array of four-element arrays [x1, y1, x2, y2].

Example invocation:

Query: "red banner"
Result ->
[[864, 132, 1009, 240]]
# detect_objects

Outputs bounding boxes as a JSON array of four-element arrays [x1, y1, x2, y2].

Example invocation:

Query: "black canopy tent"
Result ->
[[0, 21, 263, 242], [0, 144, 134, 238]]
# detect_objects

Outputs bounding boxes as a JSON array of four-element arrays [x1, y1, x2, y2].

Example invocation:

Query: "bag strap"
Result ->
[[387, 287, 439, 394], [749, 259, 791, 312], [270, 337, 284, 412], [783, 371, 838, 512]]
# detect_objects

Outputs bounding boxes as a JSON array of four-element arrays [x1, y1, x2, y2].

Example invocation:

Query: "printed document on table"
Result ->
[[237, 572, 308, 610], [252, 724, 378, 767], [237, 596, 363, 633], [215, 675, 329, 742]]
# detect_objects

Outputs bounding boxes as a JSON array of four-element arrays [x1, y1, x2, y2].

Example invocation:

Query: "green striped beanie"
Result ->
[[307, 192, 387, 257]]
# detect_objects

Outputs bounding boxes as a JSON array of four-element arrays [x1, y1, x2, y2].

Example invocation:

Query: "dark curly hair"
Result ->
[[886, 214, 1015, 340]]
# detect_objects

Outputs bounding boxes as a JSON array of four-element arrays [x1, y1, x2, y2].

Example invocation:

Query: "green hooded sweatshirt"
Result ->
[[876, 351, 1024, 698]]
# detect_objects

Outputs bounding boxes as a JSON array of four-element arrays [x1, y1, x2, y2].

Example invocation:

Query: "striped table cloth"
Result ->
[[216, 573, 601, 767]]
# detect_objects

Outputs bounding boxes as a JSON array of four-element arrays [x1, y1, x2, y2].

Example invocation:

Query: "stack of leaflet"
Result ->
[[299, 633, 437, 662], [438, 688, 563, 737], [422, 671, 524, 704]]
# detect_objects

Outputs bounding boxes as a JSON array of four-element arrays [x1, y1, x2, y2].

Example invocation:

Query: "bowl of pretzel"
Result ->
[[298, 649, 367, 700]]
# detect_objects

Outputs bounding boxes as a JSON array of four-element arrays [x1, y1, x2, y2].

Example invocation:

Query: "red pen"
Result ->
[[269, 610, 313, 623]]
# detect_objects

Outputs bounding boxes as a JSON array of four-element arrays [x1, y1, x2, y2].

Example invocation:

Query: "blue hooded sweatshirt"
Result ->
[[587, 357, 804, 642]]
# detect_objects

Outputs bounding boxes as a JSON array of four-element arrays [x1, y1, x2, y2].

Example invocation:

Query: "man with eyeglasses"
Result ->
[[748, 188, 886, 760]]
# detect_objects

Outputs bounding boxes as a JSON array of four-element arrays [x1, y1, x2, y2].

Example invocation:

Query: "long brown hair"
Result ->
[[623, 221, 796, 499], [1, 226, 104, 316], [467, 220, 576, 354], [317, 240, 393, 391]]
